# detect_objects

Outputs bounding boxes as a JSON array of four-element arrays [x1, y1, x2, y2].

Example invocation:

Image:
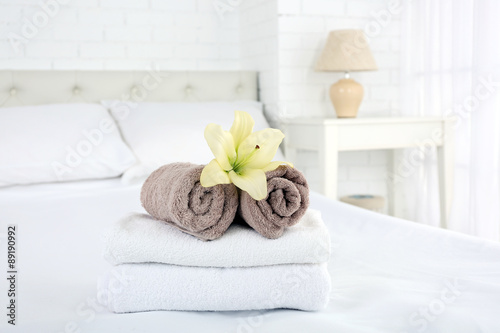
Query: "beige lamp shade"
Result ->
[[316, 30, 377, 72], [316, 30, 377, 118]]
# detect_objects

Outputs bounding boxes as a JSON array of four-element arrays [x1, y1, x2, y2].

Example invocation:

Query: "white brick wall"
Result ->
[[274, 0, 400, 119], [0, 0, 402, 205], [271, 0, 402, 201], [0, 0, 240, 70], [239, 0, 280, 125]]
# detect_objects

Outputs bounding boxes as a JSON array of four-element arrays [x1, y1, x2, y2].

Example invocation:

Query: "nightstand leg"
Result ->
[[388, 149, 405, 218], [437, 121, 455, 228], [388, 150, 397, 217], [320, 125, 338, 200]]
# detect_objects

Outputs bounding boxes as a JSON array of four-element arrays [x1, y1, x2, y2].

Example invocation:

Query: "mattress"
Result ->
[[1, 179, 499, 333]]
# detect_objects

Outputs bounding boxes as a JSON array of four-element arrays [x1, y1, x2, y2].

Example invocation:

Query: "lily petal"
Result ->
[[200, 159, 231, 187], [229, 169, 268, 200], [230, 111, 254, 150], [261, 161, 294, 172], [204, 123, 236, 171], [237, 128, 285, 169]]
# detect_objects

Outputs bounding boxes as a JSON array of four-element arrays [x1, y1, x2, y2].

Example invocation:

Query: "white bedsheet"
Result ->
[[1, 179, 499, 333]]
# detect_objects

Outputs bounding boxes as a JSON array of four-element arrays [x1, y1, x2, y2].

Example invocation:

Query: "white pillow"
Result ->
[[103, 101, 286, 183], [0, 103, 137, 187]]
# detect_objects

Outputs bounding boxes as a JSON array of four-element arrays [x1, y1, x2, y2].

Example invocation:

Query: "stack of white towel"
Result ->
[[98, 209, 331, 312]]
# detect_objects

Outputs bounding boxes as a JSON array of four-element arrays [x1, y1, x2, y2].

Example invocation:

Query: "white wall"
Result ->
[[1, 0, 402, 206], [276, 0, 400, 118], [239, 0, 279, 125], [274, 0, 402, 202], [0, 0, 240, 70], [238, 0, 402, 201]]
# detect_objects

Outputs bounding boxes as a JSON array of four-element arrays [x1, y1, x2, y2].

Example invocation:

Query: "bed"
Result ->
[[1, 70, 500, 333]]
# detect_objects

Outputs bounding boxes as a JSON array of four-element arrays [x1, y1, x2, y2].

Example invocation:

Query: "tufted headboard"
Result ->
[[0, 70, 258, 107]]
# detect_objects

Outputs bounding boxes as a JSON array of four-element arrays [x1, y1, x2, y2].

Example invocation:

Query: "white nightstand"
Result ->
[[281, 117, 455, 228]]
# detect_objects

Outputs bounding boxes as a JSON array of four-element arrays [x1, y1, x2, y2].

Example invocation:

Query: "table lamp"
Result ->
[[316, 30, 377, 118]]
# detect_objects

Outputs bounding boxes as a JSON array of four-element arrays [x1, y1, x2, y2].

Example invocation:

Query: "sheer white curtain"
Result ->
[[400, 0, 500, 241]]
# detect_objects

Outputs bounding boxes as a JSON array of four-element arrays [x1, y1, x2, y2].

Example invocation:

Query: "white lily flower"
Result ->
[[200, 111, 291, 200]]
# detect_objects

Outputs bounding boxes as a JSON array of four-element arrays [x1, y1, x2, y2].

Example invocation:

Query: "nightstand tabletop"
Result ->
[[281, 116, 448, 126], [281, 116, 455, 228]]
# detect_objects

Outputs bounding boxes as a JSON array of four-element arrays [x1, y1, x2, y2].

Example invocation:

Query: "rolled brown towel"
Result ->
[[140, 162, 239, 241], [238, 165, 309, 239]]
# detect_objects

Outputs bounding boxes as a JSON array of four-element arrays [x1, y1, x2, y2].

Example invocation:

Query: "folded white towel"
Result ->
[[98, 262, 331, 312], [103, 209, 330, 267]]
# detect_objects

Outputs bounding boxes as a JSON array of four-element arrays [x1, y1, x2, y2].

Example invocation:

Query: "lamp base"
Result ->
[[329, 78, 364, 118]]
